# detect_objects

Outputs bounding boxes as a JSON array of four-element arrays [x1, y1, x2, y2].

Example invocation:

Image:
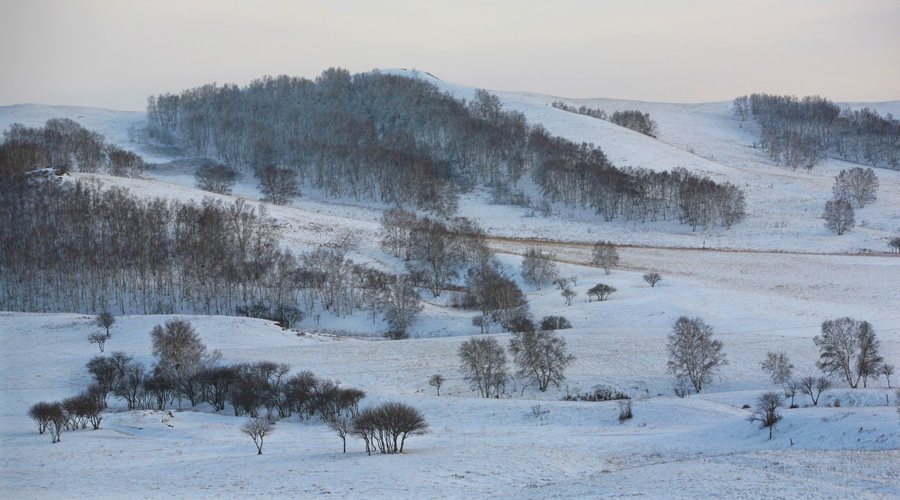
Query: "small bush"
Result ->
[[563, 385, 630, 402], [617, 400, 633, 422], [539, 316, 572, 331]]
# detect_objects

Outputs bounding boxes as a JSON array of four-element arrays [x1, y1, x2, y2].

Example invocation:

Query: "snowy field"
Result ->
[[1, 72, 899, 498]]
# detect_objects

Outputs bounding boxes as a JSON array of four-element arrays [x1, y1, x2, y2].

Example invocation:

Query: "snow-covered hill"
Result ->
[[1, 73, 898, 499]]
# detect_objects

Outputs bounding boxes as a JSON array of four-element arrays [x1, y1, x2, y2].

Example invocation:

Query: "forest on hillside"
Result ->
[[146, 69, 745, 229], [734, 93, 900, 170]]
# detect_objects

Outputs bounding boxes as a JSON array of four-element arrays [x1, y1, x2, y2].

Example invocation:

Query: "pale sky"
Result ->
[[1, 0, 898, 111]]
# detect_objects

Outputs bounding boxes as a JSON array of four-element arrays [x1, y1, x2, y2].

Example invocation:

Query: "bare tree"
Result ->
[[760, 351, 794, 392], [241, 417, 276, 455], [823, 199, 855, 235], [509, 329, 574, 392], [47, 403, 67, 443], [539, 316, 572, 331], [587, 283, 616, 302], [643, 273, 662, 287], [88, 332, 107, 352], [783, 377, 801, 407], [880, 364, 894, 388], [666, 316, 727, 393], [195, 162, 238, 194], [520, 247, 559, 290], [833, 167, 879, 208], [95, 311, 115, 337], [814, 317, 882, 388], [150, 319, 208, 383], [592, 241, 620, 275], [29, 402, 55, 434], [561, 286, 577, 306], [257, 165, 300, 205], [459, 337, 507, 398], [472, 315, 493, 334], [428, 374, 445, 396], [747, 392, 782, 439], [329, 415, 352, 453], [382, 278, 422, 340], [799, 375, 831, 405]]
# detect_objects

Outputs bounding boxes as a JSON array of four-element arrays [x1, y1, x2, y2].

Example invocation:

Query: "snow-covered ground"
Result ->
[[1, 312, 897, 499], [1, 73, 899, 498]]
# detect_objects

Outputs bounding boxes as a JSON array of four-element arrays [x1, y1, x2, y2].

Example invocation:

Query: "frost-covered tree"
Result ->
[[592, 241, 619, 275], [520, 247, 559, 290], [666, 316, 727, 392], [382, 278, 422, 340], [150, 319, 208, 383], [760, 351, 794, 391], [823, 199, 855, 235], [833, 167, 879, 208], [814, 317, 882, 388], [459, 337, 507, 398], [509, 328, 574, 392]]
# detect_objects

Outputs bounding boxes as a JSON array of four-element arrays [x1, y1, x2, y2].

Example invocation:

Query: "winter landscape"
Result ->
[[2, 2, 899, 499]]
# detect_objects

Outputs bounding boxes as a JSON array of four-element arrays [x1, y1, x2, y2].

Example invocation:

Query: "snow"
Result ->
[[1, 73, 899, 498]]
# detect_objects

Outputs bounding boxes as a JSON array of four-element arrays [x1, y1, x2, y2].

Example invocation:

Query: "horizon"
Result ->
[[1, 0, 899, 111]]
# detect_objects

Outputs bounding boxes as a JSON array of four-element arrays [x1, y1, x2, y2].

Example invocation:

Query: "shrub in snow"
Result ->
[[563, 385, 630, 402], [352, 402, 428, 455], [748, 392, 783, 439]]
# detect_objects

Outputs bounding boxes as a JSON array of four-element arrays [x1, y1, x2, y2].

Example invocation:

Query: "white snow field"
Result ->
[[1, 71, 899, 498]]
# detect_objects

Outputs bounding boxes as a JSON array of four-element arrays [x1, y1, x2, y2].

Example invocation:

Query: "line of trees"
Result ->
[[30, 318, 429, 455], [551, 101, 658, 138], [0, 178, 422, 336], [0, 118, 144, 181], [145, 69, 743, 229], [736, 93, 900, 170]]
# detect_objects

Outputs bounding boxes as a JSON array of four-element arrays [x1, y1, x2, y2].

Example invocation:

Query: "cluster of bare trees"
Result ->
[[465, 260, 529, 333], [349, 401, 428, 455], [814, 317, 885, 389], [380, 208, 491, 298], [459, 316, 574, 397], [737, 93, 900, 169], [551, 102, 658, 137], [551, 101, 608, 120], [29, 319, 429, 456], [29, 391, 105, 444], [822, 167, 879, 236], [1, 179, 422, 334], [758, 317, 890, 410], [0, 119, 142, 181], [531, 134, 746, 229], [609, 111, 658, 138], [146, 69, 744, 229]]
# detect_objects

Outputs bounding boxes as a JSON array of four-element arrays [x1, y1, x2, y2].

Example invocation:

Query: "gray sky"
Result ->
[[1, 0, 898, 111]]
